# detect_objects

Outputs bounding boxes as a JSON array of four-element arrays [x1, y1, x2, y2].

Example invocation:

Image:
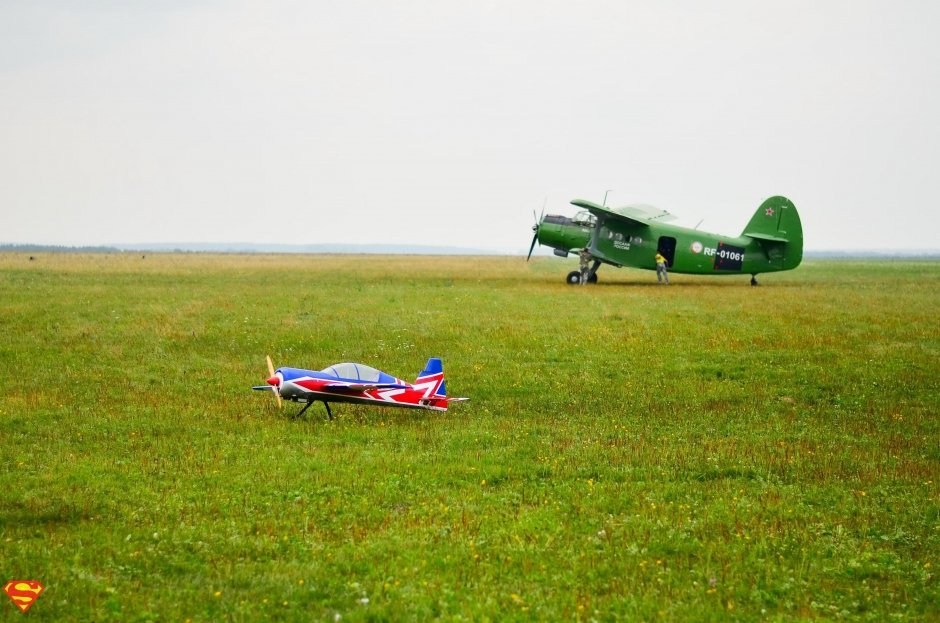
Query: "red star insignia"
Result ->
[[765, 207, 775, 216]]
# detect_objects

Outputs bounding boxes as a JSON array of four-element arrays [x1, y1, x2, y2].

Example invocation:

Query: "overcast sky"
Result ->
[[2, 1, 938, 252]]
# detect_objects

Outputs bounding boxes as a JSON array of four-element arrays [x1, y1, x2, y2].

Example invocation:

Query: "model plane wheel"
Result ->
[[566, 271, 581, 285], [588, 273, 598, 284], [750, 275, 759, 286]]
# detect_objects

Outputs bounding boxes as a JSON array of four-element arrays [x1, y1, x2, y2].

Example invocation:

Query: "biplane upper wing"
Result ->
[[571, 199, 677, 227]]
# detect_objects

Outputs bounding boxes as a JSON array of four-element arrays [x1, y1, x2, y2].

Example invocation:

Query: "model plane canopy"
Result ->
[[321, 362, 398, 384]]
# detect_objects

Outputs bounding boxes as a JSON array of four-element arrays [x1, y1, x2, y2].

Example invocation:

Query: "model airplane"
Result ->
[[253, 356, 468, 419], [527, 195, 803, 285]]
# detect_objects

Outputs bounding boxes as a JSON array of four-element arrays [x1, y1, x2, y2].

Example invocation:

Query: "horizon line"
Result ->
[[2, 242, 939, 257]]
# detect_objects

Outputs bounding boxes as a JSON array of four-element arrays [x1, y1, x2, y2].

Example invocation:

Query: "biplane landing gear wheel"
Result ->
[[750, 274, 759, 286], [566, 271, 581, 285], [588, 273, 598, 284]]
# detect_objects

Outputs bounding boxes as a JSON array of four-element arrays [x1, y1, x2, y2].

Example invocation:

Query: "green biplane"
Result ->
[[527, 196, 803, 285]]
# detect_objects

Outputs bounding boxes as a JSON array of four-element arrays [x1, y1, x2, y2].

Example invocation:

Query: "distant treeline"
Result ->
[[804, 250, 940, 259], [0, 243, 121, 253], [2, 243, 937, 258], [0, 243, 500, 255]]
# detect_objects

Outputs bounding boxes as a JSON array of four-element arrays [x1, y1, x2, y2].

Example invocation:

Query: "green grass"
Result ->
[[1, 253, 937, 621]]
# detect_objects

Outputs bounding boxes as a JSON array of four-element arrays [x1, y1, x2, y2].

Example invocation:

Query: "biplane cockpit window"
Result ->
[[573, 211, 597, 227]]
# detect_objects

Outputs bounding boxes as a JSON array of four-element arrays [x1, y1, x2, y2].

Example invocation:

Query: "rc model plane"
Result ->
[[253, 356, 468, 419], [528, 195, 803, 285]]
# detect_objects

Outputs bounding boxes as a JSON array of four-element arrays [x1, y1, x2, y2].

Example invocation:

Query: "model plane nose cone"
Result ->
[[266, 376, 280, 387]]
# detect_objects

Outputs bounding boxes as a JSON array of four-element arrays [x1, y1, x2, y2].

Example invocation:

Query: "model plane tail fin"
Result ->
[[416, 357, 469, 409], [417, 357, 445, 395], [741, 196, 803, 269]]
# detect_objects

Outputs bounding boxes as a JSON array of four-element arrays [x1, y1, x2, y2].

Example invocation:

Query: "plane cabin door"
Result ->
[[657, 236, 677, 267]]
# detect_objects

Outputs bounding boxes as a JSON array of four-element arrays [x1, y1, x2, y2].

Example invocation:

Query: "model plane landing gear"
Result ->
[[750, 274, 759, 286], [292, 400, 333, 420], [293, 400, 314, 419]]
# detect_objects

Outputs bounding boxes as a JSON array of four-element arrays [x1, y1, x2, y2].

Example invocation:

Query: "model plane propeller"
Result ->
[[528, 195, 803, 285], [253, 357, 468, 419], [265, 355, 282, 408]]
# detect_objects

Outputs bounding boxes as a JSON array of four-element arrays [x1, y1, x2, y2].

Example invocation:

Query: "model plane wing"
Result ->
[[322, 382, 408, 392]]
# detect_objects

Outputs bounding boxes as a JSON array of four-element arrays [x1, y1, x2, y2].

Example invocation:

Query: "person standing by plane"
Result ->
[[655, 251, 669, 284], [579, 248, 592, 285]]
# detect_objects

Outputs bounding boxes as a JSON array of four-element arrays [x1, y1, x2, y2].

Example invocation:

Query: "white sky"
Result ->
[[1, 0, 938, 252]]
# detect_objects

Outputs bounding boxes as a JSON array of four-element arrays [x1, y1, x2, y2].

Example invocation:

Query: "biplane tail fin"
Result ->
[[741, 196, 803, 269]]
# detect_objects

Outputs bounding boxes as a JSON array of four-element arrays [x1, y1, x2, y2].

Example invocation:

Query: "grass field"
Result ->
[[1, 253, 937, 621]]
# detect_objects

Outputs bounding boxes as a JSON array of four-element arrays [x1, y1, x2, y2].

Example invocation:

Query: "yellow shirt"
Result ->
[[655, 253, 667, 265]]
